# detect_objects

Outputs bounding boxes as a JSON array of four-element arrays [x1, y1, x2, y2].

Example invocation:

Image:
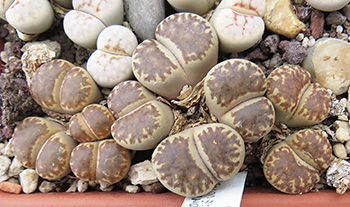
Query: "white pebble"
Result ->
[[0, 155, 11, 176], [337, 25, 344, 34], [0, 174, 9, 182], [125, 185, 140, 193], [8, 157, 24, 177], [19, 169, 39, 194], [3, 139, 14, 157], [128, 160, 158, 185], [308, 37, 316, 47], [333, 143, 348, 159], [302, 37, 310, 48], [0, 143, 5, 155], [77, 180, 88, 193], [296, 33, 304, 41]]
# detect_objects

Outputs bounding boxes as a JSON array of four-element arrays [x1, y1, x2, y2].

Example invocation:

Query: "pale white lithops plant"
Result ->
[[1, 0, 54, 41], [132, 12, 218, 100], [87, 25, 138, 88], [167, 0, 216, 15], [306, 0, 350, 12], [63, 0, 124, 48], [209, 0, 266, 53]]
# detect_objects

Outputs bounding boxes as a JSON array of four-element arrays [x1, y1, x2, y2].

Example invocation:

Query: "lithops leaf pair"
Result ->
[[132, 12, 218, 100], [69, 104, 115, 142], [0, 0, 54, 40], [263, 129, 333, 194], [152, 123, 245, 197], [166, 0, 216, 15], [204, 59, 275, 142], [28, 59, 102, 115], [70, 139, 131, 186], [266, 64, 331, 127], [303, 38, 350, 95], [306, 0, 350, 12], [12, 117, 77, 180], [63, 0, 124, 48], [87, 25, 138, 88], [108, 80, 174, 150], [209, 0, 266, 53]]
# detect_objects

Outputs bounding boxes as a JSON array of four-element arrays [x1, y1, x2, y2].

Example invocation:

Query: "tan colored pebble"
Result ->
[[345, 140, 350, 154], [128, 160, 158, 185], [77, 180, 88, 193], [0, 181, 22, 194], [39, 181, 56, 193], [264, 0, 305, 38], [125, 185, 140, 193], [8, 157, 24, 177], [334, 120, 350, 143], [333, 143, 348, 159]]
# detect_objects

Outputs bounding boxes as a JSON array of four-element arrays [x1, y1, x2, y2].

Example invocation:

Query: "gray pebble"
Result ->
[[326, 11, 347, 25], [8, 157, 24, 177], [19, 169, 39, 194], [124, 0, 165, 40], [0, 155, 11, 176]]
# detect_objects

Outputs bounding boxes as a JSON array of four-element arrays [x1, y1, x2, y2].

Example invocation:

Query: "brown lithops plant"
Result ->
[[266, 64, 331, 127], [28, 59, 103, 115], [263, 129, 333, 194], [70, 139, 131, 186], [132, 12, 218, 100], [152, 123, 245, 197], [69, 104, 115, 142], [12, 117, 77, 180], [204, 58, 275, 142], [108, 80, 174, 150]]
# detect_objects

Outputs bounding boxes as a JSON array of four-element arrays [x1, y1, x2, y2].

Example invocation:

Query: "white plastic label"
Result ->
[[181, 171, 247, 207]]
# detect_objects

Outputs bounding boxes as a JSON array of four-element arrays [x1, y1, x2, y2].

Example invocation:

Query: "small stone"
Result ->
[[337, 25, 344, 34], [0, 181, 22, 194], [342, 4, 350, 21], [66, 179, 78, 193], [296, 33, 305, 41], [308, 37, 316, 47], [125, 185, 140, 193], [19, 169, 39, 194], [124, 0, 165, 40], [128, 160, 158, 185], [279, 40, 307, 64], [0, 143, 5, 155], [295, 5, 312, 22], [39, 181, 56, 193], [0, 156, 11, 176], [142, 184, 152, 192], [333, 143, 348, 159], [8, 157, 24, 177], [260, 34, 280, 54], [264, 0, 305, 38], [77, 180, 88, 193], [310, 10, 325, 40], [0, 174, 9, 183], [334, 120, 350, 143], [345, 140, 350, 154], [326, 12, 347, 25], [150, 182, 167, 193], [100, 183, 114, 192], [3, 139, 14, 157], [327, 158, 350, 194]]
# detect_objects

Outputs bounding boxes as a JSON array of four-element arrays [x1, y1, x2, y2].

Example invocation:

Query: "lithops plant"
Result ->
[[12, 117, 77, 180], [152, 123, 245, 197], [70, 139, 131, 186], [167, 0, 216, 15], [263, 0, 305, 39], [263, 129, 333, 194], [63, 0, 124, 48], [0, 0, 54, 40], [87, 25, 138, 88], [132, 12, 218, 100], [306, 0, 350, 12], [266, 64, 331, 128], [204, 59, 275, 142], [28, 59, 103, 115], [69, 104, 115, 142], [209, 0, 266, 53], [303, 38, 350, 95], [108, 80, 174, 150]]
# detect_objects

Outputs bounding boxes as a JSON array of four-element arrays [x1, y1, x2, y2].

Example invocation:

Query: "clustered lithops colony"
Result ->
[[0, 0, 350, 198]]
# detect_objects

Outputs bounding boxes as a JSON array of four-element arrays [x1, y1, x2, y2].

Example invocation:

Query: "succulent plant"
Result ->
[[0, 0, 54, 40], [204, 58, 275, 142], [166, 0, 216, 15], [132, 12, 218, 100], [266, 64, 331, 127], [302, 37, 350, 95], [28, 59, 103, 115], [108, 80, 174, 150], [305, 0, 350, 12], [70, 139, 131, 186], [87, 25, 138, 88], [12, 117, 77, 180], [63, 0, 124, 48], [209, 0, 266, 53], [152, 123, 245, 197], [69, 104, 115, 143], [263, 129, 333, 194]]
